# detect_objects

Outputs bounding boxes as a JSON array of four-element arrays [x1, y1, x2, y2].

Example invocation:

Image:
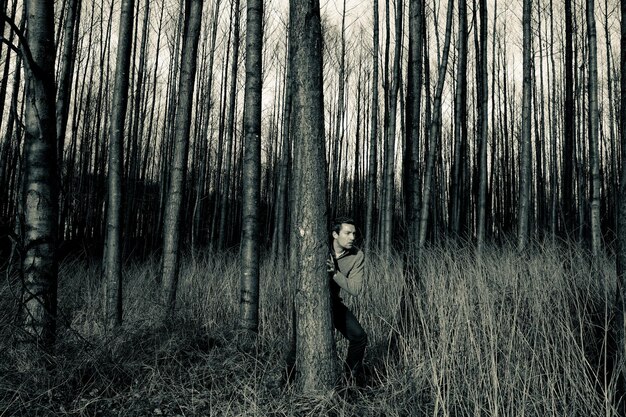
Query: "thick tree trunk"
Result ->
[[20, 0, 58, 349], [239, 0, 263, 345], [289, 0, 338, 392], [104, 0, 135, 329], [161, 0, 203, 320]]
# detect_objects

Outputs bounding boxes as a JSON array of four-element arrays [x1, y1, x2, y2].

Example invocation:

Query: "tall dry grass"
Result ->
[[0, 240, 619, 416]]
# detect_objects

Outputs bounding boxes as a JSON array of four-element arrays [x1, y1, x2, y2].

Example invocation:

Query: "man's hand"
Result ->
[[326, 254, 335, 273]]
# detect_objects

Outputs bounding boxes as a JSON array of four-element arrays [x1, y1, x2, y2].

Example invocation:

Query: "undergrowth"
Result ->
[[0, 240, 620, 416]]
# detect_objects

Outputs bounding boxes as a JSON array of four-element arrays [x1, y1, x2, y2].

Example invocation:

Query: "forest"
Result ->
[[2, 0, 626, 415]]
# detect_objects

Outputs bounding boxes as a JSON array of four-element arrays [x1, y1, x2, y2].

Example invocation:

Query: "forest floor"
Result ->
[[0, 241, 621, 416]]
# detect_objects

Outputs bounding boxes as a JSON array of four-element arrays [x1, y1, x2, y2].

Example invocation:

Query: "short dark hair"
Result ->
[[331, 216, 356, 234]]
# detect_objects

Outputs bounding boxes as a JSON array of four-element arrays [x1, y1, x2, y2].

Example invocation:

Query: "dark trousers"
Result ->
[[286, 299, 368, 376], [332, 299, 368, 375]]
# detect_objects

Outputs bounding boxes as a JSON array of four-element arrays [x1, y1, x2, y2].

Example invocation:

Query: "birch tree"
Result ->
[[19, 0, 58, 348]]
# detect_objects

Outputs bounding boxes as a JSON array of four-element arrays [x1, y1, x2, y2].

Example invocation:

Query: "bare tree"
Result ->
[[239, 0, 263, 346], [517, 0, 532, 251], [615, 0, 626, 409], [365, 0, 380, 252], [449, 0, 468, 238], [289, 0, 338, 392], [161, 0, 203, 320], [403, 0, 423, 248], [418, 0, 454, 248], [476, 0, 488, 250], [104, 0, 135, 329], [587, 0, 601, 255], [563, 0, 575, 237], [19, 0, 58, 349]]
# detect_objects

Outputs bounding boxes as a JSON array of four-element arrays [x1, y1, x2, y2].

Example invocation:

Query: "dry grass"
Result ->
[[0, 240, 620, 416]]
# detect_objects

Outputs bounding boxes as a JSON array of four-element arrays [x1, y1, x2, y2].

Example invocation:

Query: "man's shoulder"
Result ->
[[349, 247, 365, 259]]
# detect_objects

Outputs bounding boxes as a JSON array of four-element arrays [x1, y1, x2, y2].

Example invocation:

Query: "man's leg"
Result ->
[[332, 301, 368, 377]]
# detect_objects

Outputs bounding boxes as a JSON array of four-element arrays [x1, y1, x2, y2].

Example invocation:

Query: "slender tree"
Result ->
[[239, 0, 263, 346], [217, 0, 241, 250], [615, 0, 626, 408], [587, 0, 601, 255], [19, 0, 58, 349], [104, 0, 135, 329], [517, 0, 532, 251], [418, 0, 454, 247], [365, 0, 379, 252], [403, 0, 423, 247], [161, 0, 203, 320], [289, 0, 338, 392], [563, 0, 575, 237], [476, 0, 488, 250], [450, 0, 468, 238], [56, 0, 81, 165]]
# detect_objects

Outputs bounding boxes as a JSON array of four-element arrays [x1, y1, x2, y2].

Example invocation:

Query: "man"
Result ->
[[326, 217, 368, 382]]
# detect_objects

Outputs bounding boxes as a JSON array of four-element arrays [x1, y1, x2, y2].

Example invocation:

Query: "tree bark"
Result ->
[[418, 0, 454, 248], [563, 0, 576, 237], [217, 0, 241, 250], [587, 0, 601, 256], [365, 0, 380, 253], [20, 0, 58, 349], [403, 0, 423, 248], [289, 0, 338, 392], [449, 0, 468, 238], [239, 0, 263, 345], [161, 0, 203, 320], [517, 0, 532, 251], [104, 0, 134, 329], [476, 0, 488, 250], [615, 0, 626, 409]]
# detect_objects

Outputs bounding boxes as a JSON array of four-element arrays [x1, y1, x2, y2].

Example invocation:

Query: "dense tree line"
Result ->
[[2, 0, 626, 396]]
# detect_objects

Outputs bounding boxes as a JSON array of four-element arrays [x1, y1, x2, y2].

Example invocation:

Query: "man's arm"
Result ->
[[332, 251, 365, 297]]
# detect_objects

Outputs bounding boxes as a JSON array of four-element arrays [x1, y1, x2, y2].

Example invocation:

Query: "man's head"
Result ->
[[331, 217, 357, 252]]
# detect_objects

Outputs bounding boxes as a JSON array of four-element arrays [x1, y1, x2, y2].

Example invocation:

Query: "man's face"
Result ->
[[333, 223, 356, 251]]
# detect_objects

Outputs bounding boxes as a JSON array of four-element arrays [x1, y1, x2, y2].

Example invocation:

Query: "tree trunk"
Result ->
[[239, 0, 263, 346], [418, 0, 454, 248], [381, 0, 402, 256], [217, 0, 241, 250], [563, 0, 576, 237], [615, 0, 626, 409], [476, 0, 488, 250], [104, 0, 135, 329], [403, 0, 423, 248], [587, 0, 601, 256], [161, 0, 203, 320], [517, 0, 532, 251], [365, 0, 379, 252], [449, 0, 468, 239], [289, 0, 338, 392], [20, 0, 58, 349]]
